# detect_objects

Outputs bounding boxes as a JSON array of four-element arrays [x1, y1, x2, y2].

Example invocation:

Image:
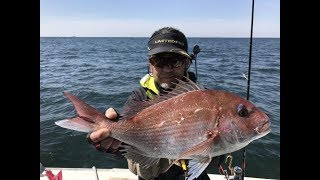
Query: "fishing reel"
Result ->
[[190, 45, 200, 61], [189, 45, 201, 79]]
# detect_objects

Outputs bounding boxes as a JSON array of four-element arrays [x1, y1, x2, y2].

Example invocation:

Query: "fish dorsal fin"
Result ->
[[153, 78, 205, 103], [120, 90, 156, 120], [120, 78, 204, 120], [119, 144, 160, 169]]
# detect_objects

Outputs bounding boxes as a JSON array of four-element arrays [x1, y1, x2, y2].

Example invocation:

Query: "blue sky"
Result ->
[[40, 0, 279, 37]]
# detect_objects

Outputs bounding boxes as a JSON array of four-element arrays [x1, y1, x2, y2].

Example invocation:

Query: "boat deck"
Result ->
[[40, 167, 277, 180]]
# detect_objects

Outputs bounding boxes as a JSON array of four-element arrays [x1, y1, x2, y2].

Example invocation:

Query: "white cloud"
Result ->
[[40, 17, 279, 37]]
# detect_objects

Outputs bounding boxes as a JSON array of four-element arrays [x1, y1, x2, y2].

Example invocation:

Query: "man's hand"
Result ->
[[87, 108, 122, 153]]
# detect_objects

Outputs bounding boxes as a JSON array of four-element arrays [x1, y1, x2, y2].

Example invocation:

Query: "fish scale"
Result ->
[[110, 93, 216, 156]]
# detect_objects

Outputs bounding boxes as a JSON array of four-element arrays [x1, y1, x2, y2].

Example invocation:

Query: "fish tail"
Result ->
[[55, 92, 112, 133]]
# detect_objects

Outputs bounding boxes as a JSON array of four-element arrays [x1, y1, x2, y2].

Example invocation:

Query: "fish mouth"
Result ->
[[254, 121, 271, 135]]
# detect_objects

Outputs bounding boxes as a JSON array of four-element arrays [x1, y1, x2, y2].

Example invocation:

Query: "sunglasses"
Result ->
[[149, 56, 187, 68]]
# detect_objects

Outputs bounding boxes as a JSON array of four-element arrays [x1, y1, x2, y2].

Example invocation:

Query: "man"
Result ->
[[87, 27, 223, 180]]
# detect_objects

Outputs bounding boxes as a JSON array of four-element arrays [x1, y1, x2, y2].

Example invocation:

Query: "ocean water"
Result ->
[[40, 37, 280, 179]]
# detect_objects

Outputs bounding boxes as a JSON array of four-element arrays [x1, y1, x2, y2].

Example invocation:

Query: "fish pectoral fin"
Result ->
[[163, 129, 219, 174], [178, 129, 219, 160], [187, 157, 212, 180], [119, 144, 160, 169]]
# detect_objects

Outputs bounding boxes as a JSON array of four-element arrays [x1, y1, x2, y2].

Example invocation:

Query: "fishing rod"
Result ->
[[190, 1, 254, 179], [242, 0, 255, 179]]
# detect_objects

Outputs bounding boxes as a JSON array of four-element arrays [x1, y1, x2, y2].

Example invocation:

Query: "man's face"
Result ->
[[149, 52, 190, 89]]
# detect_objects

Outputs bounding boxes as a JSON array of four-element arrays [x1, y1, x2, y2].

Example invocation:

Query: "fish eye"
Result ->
[[237, 104, 249, 117]]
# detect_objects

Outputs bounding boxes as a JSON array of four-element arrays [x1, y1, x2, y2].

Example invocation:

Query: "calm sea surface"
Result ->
[[40, 37, 280, 179]]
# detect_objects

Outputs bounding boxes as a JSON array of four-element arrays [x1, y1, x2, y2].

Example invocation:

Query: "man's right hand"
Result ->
[[87, 108, 122, 153]]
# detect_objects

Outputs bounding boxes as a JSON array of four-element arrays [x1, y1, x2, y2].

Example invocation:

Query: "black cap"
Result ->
[[148, 32, 192, 59]]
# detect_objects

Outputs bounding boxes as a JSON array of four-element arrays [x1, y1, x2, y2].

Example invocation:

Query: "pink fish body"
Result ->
[[55, 79, 270, 179]]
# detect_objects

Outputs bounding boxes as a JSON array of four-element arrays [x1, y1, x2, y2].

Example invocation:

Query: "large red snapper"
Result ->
[[55, 79, 271, 180]]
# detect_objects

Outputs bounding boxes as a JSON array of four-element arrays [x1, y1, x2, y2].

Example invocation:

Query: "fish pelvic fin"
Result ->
[[119, 144, 160, 169], [55, 92, 111, 133], [187, 157, 212, 180]]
